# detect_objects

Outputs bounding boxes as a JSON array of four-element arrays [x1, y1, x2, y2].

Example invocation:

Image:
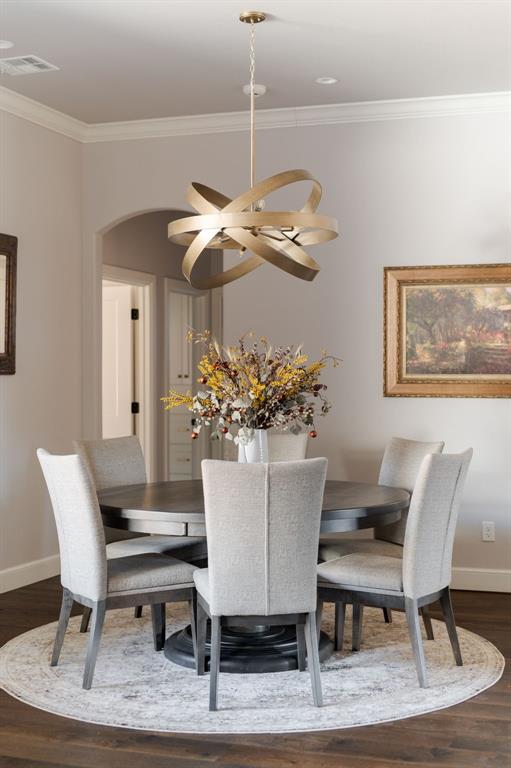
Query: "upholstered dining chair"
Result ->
[[318, 436, 444, 645], [317, 449, 472, 687], [195, 457, 328, 711], [74, 437, 206, 628], [38, 449, 198, 689]]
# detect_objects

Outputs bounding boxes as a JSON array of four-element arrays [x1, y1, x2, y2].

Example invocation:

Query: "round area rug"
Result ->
[[0, 603, 504, 734]]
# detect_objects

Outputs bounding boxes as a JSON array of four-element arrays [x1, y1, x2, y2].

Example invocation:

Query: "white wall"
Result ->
[[1, 100, 508, 592], [0, 111, 82, 590], [82, 111, 511, 588], [221, 115, 511, 586]]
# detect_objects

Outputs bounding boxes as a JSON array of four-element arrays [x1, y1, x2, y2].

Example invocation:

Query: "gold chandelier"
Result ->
[[168, 10, 338, 289]]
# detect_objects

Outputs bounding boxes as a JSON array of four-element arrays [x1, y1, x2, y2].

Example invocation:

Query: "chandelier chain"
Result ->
[[249, 21, 256, 90], [249, 20, 256, 195]]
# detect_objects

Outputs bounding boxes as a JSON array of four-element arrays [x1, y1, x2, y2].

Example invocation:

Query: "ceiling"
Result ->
[[1, 0, 510, 124]]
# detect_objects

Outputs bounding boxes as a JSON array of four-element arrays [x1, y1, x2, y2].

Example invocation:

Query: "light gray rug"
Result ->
[[0, 603, 504, 734]]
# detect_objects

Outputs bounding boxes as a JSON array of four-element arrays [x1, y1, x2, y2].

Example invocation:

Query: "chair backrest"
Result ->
[[403, 449, 472, 599], [268, 431, 308, 462], [375, 436, 445, 545], [73, 436, 146, 491], [201, 458, 328, 617], [37, 449, 107, 601]]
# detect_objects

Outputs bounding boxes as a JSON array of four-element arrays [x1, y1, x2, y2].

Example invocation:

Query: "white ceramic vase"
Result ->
[[237, 429, 269, 463]]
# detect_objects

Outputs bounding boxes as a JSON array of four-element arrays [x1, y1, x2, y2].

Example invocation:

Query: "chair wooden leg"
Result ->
[[315, 599, 323, 642], [296, 623, 306, 671], [80, 606, 92, 634], [134, 606, 143, 619], [196, 601, 207, 676], [209, 616, 221, 711], [82, 600, 106, 690], [151, 603, 166, 652], [383, 607, 392, 624], [335, 602, 346, 652], [405, 597, 428, 688], [304, 611, 323, 707], [352, 603, 363, 651], [51, 589, 74, 666], [190, 592, 198, 664], [439, 587, 463, 666], [421, 605, 435, 640]]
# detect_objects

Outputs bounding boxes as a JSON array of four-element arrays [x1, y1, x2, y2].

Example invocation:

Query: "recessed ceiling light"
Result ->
[[315, 76, 337, 85], [0, 40, 14, 49]]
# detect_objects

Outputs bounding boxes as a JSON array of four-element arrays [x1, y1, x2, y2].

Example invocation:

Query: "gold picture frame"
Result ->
[[384, 264, 511, 398]]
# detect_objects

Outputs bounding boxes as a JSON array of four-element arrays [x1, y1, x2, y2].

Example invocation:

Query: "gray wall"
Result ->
[[2, 99, 505, 591], [222, 115, 511, 582], [81, 110, 510, 586], [0, 112, 82, 587]]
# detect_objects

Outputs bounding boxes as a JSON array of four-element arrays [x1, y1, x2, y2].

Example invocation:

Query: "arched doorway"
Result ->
[[98, 209, 222, 481]]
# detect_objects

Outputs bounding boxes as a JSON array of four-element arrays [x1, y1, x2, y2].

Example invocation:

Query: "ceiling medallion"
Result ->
[[168, 11, 338, 289]]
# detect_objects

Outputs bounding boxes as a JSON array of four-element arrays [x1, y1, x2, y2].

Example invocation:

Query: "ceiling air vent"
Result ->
[[0, 55, 59, 76]]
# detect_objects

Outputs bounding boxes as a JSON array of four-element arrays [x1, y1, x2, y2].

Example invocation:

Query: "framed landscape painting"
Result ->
[[384, 264, 511, 397]]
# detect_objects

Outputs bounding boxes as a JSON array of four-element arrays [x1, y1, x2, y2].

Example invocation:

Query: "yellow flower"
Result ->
[[249, 379, 266, 403], [306, 361, 325, 375], [161, 391, 194, 410]]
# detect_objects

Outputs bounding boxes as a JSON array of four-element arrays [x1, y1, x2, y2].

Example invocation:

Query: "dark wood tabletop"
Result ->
[[99, 479, 410, 536]]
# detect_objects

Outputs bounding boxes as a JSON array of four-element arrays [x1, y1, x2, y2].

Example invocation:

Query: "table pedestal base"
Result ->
[[164, 624, 333, 673]]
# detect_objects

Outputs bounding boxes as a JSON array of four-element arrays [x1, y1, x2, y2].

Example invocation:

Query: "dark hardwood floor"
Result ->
[[0, 578, 509, 768]]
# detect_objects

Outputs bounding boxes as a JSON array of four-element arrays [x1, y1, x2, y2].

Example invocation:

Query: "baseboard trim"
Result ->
[[451, 567, 511, 593], [0, 555, 60, 594]]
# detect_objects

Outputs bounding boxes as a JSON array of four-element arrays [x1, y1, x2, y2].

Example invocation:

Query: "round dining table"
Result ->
[[99, 479, 410, 673]]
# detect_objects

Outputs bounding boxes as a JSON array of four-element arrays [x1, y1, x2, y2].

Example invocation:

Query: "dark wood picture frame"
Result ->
[[0, 233, 17, 375], [384, 263, 511, 398]]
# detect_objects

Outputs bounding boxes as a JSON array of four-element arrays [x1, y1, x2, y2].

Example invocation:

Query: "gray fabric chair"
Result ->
[[317, 449, 472, 688], [38, 449, 198, 689], [195, 457, 328, 711], [319, 436, 444, 640], [74, 437, 207, 628], [74, 437, 206, 556]]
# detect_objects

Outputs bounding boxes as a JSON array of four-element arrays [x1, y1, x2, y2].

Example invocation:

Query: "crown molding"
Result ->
[[0, 86, 85, 141], [1, 87, 510, 144], [84, 91, 511, 143]]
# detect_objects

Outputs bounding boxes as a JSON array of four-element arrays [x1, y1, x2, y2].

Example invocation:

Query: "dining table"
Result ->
[[99, 478, 410, 674]]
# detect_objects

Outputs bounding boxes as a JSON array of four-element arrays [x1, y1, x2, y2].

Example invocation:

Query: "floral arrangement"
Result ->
[[161, 331, 340, 445]]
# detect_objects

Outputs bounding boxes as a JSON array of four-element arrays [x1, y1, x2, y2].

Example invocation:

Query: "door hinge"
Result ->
[[131, 308, 139, 320], [131, 401, 140, 414]]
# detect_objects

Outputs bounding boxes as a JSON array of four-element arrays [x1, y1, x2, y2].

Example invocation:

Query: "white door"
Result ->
[[102, 283, 133, 438]]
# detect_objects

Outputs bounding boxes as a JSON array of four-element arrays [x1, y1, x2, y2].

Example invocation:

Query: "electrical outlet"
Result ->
[[482, 521, 495, 542]]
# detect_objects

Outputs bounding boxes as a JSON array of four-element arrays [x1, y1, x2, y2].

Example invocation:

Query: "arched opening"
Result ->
[[98, 209, 222, 481]]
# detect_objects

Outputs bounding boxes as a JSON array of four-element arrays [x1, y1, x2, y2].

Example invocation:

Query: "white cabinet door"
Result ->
[[167, 291, 194, 479], [102, 284, 133, 438], [169, 446, 193, 476], [165, 283, 218, 480], [169, 293, 193, 389], [170, 413, 194, 444]]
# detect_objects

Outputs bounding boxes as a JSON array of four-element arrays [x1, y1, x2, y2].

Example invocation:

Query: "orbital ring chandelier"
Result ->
[[168, 10, 338, 289]]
